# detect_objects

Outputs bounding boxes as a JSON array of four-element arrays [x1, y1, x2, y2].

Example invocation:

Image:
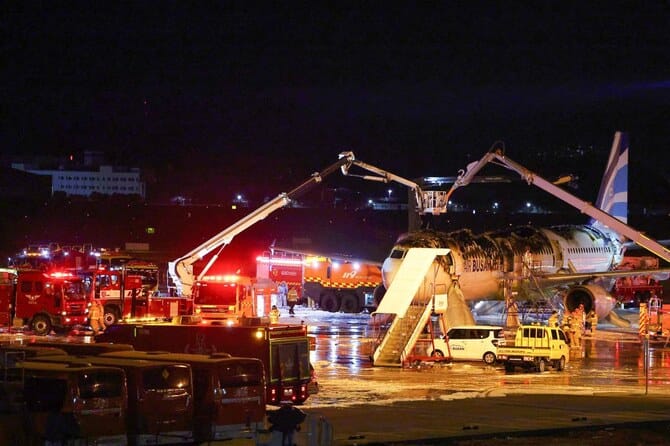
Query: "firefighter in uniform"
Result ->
[[287, 288, 298, 316], [88, 299, 105, 336], [269, 305, 281, 324]]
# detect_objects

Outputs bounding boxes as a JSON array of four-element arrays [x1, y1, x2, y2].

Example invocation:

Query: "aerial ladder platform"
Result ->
[[370, 248, 450, 367]]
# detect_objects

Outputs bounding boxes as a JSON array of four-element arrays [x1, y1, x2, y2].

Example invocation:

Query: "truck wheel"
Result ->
[[340, 294, 360, 313], [320, 293, 340, 313], [483, 351, 496, 365], [557, 356, 566, 371], [31, 315, 52, 336], [103, 307, 120, 326], [504, 363, 514, 373], [537, 359, 546, 373]]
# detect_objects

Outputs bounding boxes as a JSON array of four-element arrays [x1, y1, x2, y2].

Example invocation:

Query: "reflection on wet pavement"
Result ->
[[297, 307, 670, 409]]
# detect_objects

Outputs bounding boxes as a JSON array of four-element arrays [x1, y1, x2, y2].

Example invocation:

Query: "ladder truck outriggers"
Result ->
[[370, 133, 670, 367], [167, 152, 450, 320]]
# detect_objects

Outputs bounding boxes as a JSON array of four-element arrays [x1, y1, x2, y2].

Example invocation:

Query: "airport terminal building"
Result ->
[[11, 151, 145, 199]]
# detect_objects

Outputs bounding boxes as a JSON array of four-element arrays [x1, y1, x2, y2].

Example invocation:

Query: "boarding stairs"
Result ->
[[370, 248, 450, 367], [372, 296, 435, 367]]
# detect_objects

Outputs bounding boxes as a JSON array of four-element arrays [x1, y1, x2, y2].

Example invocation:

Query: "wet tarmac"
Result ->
[[292, 305, 670, 444]]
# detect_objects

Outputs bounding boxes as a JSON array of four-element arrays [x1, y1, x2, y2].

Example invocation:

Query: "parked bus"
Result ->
[[100, 350, 266, 443], [30, 355, 194, 446], [8, 360, 127, 445], [97, 319, 312, 405]]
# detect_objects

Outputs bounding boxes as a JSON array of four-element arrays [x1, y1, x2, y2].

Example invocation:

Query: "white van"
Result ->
[[430, 325, 505, 365]]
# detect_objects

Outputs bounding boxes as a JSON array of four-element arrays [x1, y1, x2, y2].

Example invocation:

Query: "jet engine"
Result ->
[[564, 284, 629, 327]]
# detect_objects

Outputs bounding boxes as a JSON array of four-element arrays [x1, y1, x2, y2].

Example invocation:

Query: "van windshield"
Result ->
[[218, 361, 263, 387], [79, 370, 125, 398], [143, 365, 191, 391]]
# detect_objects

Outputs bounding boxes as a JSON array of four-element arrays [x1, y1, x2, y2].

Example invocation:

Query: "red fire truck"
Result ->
[[191, 273, 276, 321], [0, 268, 89, 335], [612, 256, 666, 307], [612, 276, 664, 308], [88, 260, 191, 325], [256, 250, 382, 313], [96, 319, 312, 405]]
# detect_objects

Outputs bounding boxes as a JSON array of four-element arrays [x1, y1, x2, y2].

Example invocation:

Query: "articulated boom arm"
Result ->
[[446, 147, 670, 263], [339, 152, 448, 215], [170, 151, 452, 298], [169, 155, 356, 298]]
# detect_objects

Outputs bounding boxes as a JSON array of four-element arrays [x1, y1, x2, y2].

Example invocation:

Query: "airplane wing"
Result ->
[[533, 267, 670, 287]]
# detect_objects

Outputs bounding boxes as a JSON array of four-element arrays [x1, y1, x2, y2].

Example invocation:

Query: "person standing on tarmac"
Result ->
[[88, 299, 105, 336], [287, 288, 298, 316], [563, 312, 575, 346], [570, 311, 583, 347], [269, 305, 281, 324]]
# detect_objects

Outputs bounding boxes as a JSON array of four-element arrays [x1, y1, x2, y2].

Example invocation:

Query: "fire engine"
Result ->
[[97, 319, 313, 405], [256, 250, 382, 313], [0, 268, 89, 335], [88, 260, 192, 325], [611, 256, 666, 307], [613, 277, 664, 308], [191, 273, 276, 321]]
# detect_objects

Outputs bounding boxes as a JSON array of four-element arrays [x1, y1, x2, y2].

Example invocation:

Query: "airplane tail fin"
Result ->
[[592, 131, 628, 226]]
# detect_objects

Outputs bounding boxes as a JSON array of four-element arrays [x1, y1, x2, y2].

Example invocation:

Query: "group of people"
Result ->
[[547, 304, 598, 347]]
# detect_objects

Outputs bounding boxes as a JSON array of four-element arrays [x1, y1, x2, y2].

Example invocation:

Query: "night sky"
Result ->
[[5, 3, 670, 200]]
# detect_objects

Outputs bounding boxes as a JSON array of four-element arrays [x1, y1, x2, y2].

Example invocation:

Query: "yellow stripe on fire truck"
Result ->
[[303, 277, 380, 288]]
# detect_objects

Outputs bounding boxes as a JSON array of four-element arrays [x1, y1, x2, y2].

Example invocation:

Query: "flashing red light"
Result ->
[[201, 274, 240, 283], [256, 256, 304, 267], [49, 271, 74, 279]]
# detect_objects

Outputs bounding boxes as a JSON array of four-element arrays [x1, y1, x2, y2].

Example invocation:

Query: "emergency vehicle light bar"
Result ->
[[200, 274, 240, 283], [49, 271, 75, 279], [256, 256, 304, 267]]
